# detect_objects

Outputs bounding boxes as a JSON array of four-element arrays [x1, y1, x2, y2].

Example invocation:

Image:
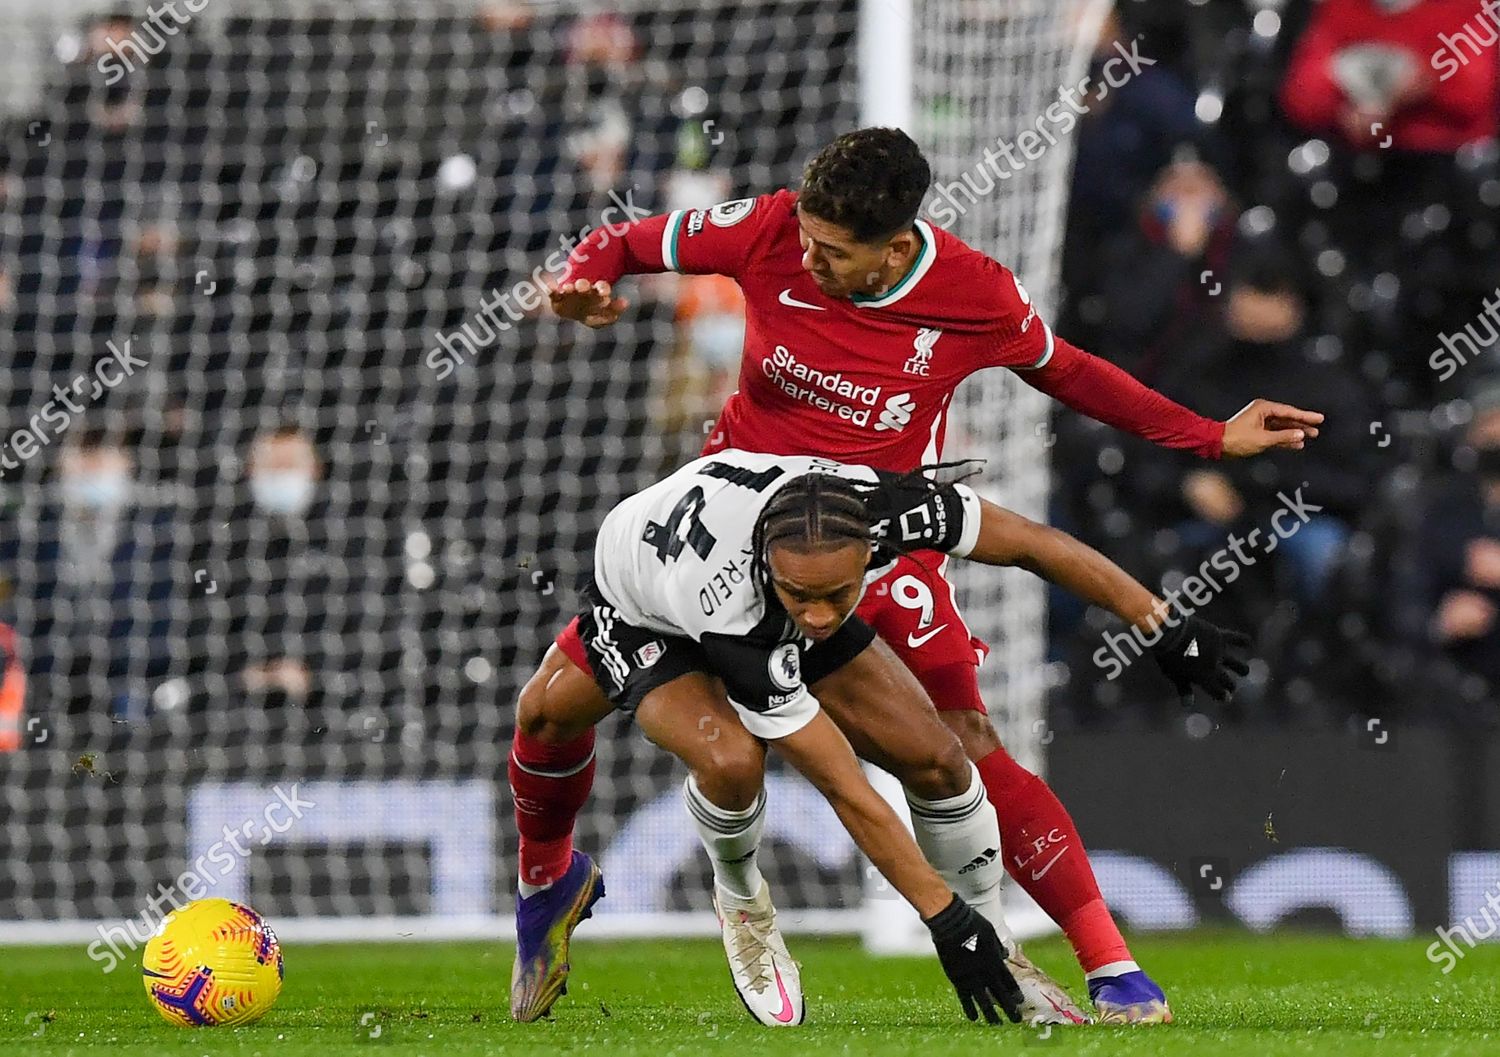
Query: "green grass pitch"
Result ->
[[3, 931, 1499, 1056]]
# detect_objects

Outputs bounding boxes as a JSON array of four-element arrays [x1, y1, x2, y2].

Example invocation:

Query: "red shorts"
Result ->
[[556, 552, 991, 715], [556, 616, 591, 674], [856, 552, 991, 714]]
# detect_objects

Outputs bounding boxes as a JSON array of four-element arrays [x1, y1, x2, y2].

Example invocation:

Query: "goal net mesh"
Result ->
[[914, 0, 1104, 778], [0, 0, 1083, 937]]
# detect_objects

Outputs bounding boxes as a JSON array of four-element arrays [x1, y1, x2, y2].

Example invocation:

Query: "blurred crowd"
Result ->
[[2, 0, 1499, 756], [0, 1, 853, 755], [1048, 0, 1500, 731]]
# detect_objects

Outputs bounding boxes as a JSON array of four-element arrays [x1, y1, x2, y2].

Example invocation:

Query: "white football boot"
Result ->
[[1008, 944, 1093, 1025], [712, 882, 804, 1026]]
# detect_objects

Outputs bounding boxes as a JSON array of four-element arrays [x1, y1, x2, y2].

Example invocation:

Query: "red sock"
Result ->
[[509, 728, 596, 890], [974, 745, 1132, 973]]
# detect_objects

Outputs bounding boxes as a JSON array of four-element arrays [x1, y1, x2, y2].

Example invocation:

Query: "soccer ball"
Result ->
[[141, 898, 284, 1027]]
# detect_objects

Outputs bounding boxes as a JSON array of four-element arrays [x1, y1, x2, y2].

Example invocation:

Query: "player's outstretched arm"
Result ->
[[965, 499, 1160, 625], [549, 195, 773, 328], [772, 711, 949, 920], [772, 709, 1023, 1024], [962, 497, 1250, 700], [1017, 336, 1323, 458], [545, 209, 675, 327]]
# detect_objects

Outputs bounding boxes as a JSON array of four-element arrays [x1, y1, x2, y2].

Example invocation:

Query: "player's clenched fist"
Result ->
[[548, 278, 629, 329], [924, 895, 1024, 1024]]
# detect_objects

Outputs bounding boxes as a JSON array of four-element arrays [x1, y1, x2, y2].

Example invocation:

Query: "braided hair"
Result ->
[[750, 462, 983, 589], [749, 472, 871, 590]]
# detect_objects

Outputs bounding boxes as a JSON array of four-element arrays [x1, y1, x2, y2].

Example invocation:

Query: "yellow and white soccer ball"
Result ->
[[141, 898, 284, 1027]]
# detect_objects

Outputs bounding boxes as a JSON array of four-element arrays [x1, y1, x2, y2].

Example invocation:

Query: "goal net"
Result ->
[[860, 0, 1106, 949], [0, 0, 1090, 945]]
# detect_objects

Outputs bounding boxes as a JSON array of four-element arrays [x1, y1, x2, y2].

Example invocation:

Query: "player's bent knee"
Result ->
[[939, 708, 1006, 760], [515, 649, 605, 745], [690, 737, 766, 813], [515, 679, 572, 744], [899, 738, 973, 802]]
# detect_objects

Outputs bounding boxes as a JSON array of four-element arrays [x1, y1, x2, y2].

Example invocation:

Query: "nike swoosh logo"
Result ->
[[770, 965, 797, 1023], [906, 623, 949, 648], [1049, 995, 1090, 1024], [778, 288, 826, 311], [1030, 846, 1069, 881]]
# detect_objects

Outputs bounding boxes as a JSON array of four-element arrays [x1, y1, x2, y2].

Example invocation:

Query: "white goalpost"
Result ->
[[858, 0, 1110, 952]]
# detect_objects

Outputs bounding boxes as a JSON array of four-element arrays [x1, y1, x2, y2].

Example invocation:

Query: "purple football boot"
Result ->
[[1088, 966, 1173, 1024], [510, 851, 605, 1022]]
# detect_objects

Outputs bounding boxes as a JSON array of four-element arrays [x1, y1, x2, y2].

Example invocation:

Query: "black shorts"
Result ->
[[573, 585, 876, 716]]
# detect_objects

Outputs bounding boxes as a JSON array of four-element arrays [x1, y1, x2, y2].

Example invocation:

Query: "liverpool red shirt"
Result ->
[[561, 189, 1223, 471]]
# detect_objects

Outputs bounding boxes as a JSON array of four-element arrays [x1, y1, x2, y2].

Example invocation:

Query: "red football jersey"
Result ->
[[561, 189, 1222, 469]]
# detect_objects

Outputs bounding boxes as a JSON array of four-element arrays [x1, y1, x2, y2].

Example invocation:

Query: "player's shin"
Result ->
[[509, 728, 597, 895], [904, 762, 1012, 944], [683, 773, 767, 903], [972, 746, 1133, 972]]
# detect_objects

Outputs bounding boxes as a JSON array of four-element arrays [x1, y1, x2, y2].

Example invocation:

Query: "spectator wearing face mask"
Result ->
[[185, 424, 402, 733], [1406, 379, 1500, 708], [1061, 4, 1212, 349], [201, 426, 327, 628], [185, 425, 324, 671], [0, 429, 176, 725], [247, 424, 320, 519], [1099, 158, 1239, 381]]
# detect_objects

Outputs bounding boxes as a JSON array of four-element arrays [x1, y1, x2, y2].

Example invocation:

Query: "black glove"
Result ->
[[1148, 614, 1251, 703], [924, 894, 1022, 1024]]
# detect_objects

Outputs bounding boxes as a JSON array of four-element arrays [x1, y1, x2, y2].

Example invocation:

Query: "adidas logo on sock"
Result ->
[[962, 934, 979, 952], [958, 847, 999, 874], [1185, 638, 1199, 657]]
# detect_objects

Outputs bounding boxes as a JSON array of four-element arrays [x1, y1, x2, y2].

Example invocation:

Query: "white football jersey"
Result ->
[[591, 449, 982, 737]]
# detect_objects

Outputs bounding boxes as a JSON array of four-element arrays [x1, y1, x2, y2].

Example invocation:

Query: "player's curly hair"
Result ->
[[750, 462, 983, 590], [800, 127, 931, 244]]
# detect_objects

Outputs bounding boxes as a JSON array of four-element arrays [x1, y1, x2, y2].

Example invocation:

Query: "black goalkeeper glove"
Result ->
[[1148, 614, 1251, 704], [923, 894, 1023, 1025]]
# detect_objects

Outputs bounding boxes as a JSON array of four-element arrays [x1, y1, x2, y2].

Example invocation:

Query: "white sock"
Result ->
[[517, 877, 551, 899], [1086, 960, 1141, 981], [683, 774, 767, 905], [906, 762, 1015, 946]]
